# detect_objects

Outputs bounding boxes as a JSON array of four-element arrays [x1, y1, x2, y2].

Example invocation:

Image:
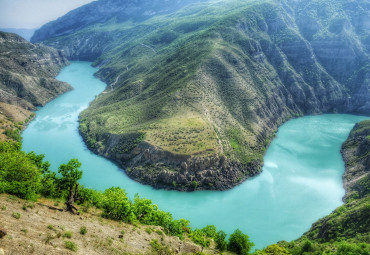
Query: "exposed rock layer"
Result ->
[[0, 31, 70, 141]]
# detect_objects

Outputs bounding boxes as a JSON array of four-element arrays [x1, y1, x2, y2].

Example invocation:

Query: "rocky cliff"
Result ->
[[0, 31, 70, 141], [32, 0, 370, 190], [341, 120, 370, 201]]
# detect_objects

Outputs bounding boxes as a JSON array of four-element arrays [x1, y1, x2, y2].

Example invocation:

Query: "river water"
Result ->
[[22, 61, 369, 249]]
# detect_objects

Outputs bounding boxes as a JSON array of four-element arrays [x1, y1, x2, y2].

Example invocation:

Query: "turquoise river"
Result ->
[[22, 62, 369, 249]]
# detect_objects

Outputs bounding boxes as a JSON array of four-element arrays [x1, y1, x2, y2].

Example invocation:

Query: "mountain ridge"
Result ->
[[31, 0, 370, 190], [0, 31, 70, 141]]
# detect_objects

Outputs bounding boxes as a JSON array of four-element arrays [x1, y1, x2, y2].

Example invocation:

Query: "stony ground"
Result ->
[[0, 194, 217, 255], [0, 102, 31, 141]]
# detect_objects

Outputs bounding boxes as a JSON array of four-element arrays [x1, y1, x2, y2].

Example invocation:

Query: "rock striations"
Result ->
[[31, 0, 370, 190], [0, 31, 70, 140], [341, 120, 370, 201]]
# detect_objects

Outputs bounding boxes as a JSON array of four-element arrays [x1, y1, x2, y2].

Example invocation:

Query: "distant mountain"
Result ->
[[31, 0, 370, 191], [0, 28, 36, 41]]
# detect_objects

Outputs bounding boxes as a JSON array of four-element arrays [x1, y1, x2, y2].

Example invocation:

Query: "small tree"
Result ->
[[58, 159, 83, 214], [228, 229, 254, 255], [215, 230, 228, 251]]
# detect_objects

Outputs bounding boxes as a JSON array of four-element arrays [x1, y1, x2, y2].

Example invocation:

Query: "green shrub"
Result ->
[[63, 231, 73, 238], [0, 141, 42, 200], [65, 241, 77, 252], [3, 129, 21, 142], [215, 230, 228, 251], [80, 226, 87, 235], [228, 229, 254, 255], [12, 212, 21, 219], [190, 229, 210, 247], [201, 225, 217, 238], [102, 187, 134, 222]]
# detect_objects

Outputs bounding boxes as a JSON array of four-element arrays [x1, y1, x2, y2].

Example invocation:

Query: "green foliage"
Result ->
[[0, 141, 42, 200], [228, 229, 254, 255], [215, 230, 228, 251], [201, 225, 217, 238], [80, 226, 87, 235], [150, 239, 174, 255], [12, 212, 21, 219], [58, 159, 83, 190], [189, 228, 211, 247], [278, 240, 370, 255], [3, 128, 22, 142], [65, 241, 78, 252], [102, 187, 134, 222], [63, 231, 73, 238]]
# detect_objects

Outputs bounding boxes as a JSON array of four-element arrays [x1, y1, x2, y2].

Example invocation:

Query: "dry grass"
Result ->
[[0, 194, 215, 255], [145, 111, 219, 155], [0, 102, 32, 141]]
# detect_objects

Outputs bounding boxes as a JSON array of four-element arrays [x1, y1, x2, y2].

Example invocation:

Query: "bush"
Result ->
[[80, 226, 87, 235], [12, 212, 21, 219], [63, 231, 73, 238], [65, 241, 77, 252], [202, 225, 217, 238], [228, 229, 254, 255], [0, 141, 42, 200], [190, 229, 210, 247], [215, 230, 228, 251], [102, 187, 134, 222]]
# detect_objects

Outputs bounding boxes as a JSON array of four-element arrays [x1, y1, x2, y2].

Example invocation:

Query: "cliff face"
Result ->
[[0, 32, 70, 109], [32, 0, 370, 190], [0, 31, 70, 141], [341, 120, 370, 201]]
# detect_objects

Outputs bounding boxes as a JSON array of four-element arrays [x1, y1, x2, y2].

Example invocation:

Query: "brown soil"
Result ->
[[0, 195, 217, 255], [0, 102, 32, 141]]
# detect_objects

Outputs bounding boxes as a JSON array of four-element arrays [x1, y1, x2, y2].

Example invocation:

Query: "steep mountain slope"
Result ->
[[0, 31, 70, 141], [31, 0, 370, 190]]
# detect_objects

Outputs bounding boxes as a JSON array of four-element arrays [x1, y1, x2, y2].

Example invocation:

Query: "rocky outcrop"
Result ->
[[87, 134, 261, 190], [341, 120, 370, 201], [0, 31, 70, 141], [0, 32, 71, 109]]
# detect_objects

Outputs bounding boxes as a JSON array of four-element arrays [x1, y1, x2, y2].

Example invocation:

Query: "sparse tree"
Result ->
[[58, 159, 83, 214]]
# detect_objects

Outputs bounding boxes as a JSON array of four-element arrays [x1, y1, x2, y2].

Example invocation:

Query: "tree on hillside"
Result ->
[[228, 229, 254, 255], [58, 159, 83, 214]]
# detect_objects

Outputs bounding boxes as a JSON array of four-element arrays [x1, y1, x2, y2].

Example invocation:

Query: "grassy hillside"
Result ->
[[32, 0, 370, 190], [0, 194, 211, 254]]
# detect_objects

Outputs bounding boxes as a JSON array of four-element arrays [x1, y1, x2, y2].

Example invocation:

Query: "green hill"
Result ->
[[32, 0, 370, 190]]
